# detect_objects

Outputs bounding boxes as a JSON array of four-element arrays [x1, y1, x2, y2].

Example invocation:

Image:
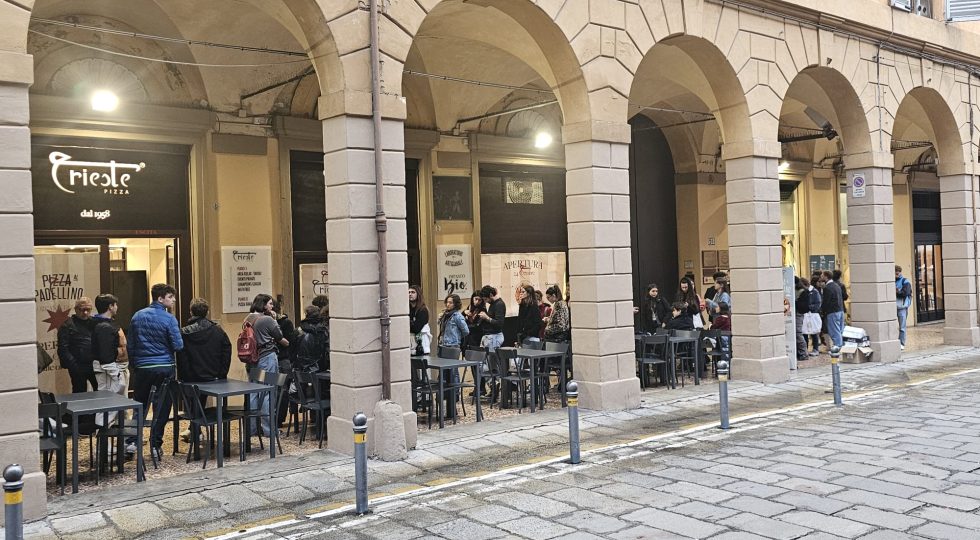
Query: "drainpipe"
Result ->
[[369, 0, 391, 400], [969, 72, 980, 342]]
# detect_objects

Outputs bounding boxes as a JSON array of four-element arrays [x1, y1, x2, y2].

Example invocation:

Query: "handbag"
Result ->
[[802, 312, 822, 334]]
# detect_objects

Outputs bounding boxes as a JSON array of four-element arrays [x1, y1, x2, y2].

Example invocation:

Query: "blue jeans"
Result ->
[[826, 311, 845, 348], [249, 353, 279, 436], [480, 332, 504, 351], [897, 307, 909, 346]]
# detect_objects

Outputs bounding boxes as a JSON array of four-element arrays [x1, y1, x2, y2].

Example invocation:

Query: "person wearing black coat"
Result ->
[[639, 283, 671, 332], [57, 297, 98, 393], [665, 302, 695, 331], [176, 299, 231, 383], [516, 285, 542, 343]]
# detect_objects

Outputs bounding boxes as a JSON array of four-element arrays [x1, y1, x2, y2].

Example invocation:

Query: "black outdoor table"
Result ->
[[60, 395, 144, 494], [515, 348, 566, 412], [55, 390, 122, 402], [411, 355, 482, 428], [195, 379, 275, 467]]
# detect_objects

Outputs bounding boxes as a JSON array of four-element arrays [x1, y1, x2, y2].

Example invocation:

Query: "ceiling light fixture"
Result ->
[[91, 89, 119, 112], [534, 132, 553, 149]]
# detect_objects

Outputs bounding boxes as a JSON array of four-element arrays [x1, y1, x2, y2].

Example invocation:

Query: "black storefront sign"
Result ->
[[31, 137, 190, 232]]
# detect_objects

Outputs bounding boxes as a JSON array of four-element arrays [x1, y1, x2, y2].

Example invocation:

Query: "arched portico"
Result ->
[[890, 86, 978, 346], [1, 0, 353, 520]]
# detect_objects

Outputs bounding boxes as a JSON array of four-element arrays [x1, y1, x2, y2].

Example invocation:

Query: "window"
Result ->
[[946, 0, 980, 21]]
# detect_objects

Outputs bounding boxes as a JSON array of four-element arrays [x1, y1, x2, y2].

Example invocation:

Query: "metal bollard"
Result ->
[[566, 381, 580, 464], [352, 413, 370, 515], [831, 356, 843, 407], [717, 360, 730, 430], [4, 464, 24, 540]]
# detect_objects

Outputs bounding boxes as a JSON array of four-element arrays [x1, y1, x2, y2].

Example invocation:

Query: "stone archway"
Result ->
[[891, 86, 977, 346], [0, 0, 349, 521]]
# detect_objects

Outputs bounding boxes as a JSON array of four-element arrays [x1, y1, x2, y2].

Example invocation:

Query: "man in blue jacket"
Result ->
[[896, 265, 912, 351], [126, 283, 184, 458]]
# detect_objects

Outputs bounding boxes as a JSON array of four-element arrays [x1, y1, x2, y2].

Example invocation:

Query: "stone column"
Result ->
[[939, 173, 980, 346], [322, 113, 417, 455], [564, 127, 640, 410], [845, 165, 900, 361], [0, 42, 45, 521], [725, 154, 789, 383]]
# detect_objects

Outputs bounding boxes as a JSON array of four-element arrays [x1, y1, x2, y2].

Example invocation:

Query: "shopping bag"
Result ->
[[801, 312, 822, 335]]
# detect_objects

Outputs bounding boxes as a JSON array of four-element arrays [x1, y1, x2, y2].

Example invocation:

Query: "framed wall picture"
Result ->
[[433, 176, 472, 221]]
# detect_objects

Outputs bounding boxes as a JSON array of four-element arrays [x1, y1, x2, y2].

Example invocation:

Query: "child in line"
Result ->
[[665, 301, 695, 331]]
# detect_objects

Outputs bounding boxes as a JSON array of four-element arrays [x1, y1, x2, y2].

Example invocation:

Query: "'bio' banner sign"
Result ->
[[437, 245, 472, 299], [222, 246, 272, 313], [480, 252, 566, 317]]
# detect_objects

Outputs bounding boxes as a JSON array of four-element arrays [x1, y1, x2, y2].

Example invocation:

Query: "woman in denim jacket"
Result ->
[[438, 294, 470, 348]]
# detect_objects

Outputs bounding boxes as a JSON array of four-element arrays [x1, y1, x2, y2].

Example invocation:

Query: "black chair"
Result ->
[[543, 341, 571, 399], [521, 339, 545, 350], [463, 349, 486, 407], [177, 383, 245, 469], [671, 329, 701, 387], [497, 348, 531, 413], [637, 334, 670, 389], [293, 370, 330, 447], [410, 357, 441, 429], [99, 385, 161, 470], [437, 345, 461, 360], [263, 371, 288, 454], [38, 402, 67, 495], [225, 369, 270, 451]]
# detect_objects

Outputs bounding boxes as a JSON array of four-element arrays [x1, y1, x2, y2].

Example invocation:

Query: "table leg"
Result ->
[[136, 405, 145, 482], [560, 355, 567, 407], [437, 369, 444, 429], [116, 413, 125, 473], [216, 398, 224, 468], [268, 388, 275, 459], [694, 345, 701, 385], [96, 412, 107, 484], [529, 358, 537, 413], [475, 367, 482, 422], [71, 414, 79, 494]]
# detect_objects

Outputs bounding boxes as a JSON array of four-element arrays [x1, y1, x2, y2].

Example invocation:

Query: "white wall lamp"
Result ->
[[534, 131, 553, 149]]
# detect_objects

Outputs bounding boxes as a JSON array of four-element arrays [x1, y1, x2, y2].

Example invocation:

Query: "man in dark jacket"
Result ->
[[92, 294, 122, 366], [57, 297, 97, 393], [821, 271, 845, 351], [176, 298, 231, 383], [294, 305, 330, 373], [478, 285, 506, 351]]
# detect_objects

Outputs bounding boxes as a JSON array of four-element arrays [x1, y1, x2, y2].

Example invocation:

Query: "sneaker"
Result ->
[[151, 447, 163, 460], [180, 429, 191, 443], [124, 442, 137, 455], [900, 344, 905, 351], [808, 351, 819, 357]]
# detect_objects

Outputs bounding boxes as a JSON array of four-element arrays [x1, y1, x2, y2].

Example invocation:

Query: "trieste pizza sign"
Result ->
[[31, 137, 189, 231]]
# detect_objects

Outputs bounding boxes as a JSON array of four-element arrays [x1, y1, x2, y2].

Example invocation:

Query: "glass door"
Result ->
[[915, 244, 944, 323]]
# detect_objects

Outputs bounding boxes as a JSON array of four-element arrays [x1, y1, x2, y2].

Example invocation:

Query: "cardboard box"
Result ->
[[840, 344, 873, 364]]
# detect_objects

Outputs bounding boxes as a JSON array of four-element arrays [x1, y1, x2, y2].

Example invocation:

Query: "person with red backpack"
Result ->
[[240, 294, 289, 437]]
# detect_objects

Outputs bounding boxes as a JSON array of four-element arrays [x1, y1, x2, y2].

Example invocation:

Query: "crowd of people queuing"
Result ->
[[634, 272, 733, 333], [56, 282, 331, 459]]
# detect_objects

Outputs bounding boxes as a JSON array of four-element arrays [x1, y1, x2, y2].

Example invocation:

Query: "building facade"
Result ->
[[3, 0, 980, 520]]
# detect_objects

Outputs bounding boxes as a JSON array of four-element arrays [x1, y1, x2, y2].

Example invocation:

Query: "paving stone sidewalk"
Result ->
[[12, 345, 980, 539], [234, 362, 980, 539]]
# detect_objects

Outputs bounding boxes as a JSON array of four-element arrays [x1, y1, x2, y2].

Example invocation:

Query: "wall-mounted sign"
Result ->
[[809, 254, 836, 275], [480, 252, 566, 317], [35, 252, 101, 373], [437, 245, 472, 299], [32, 137, 189, 231], [222, 246, 273, 313], [851, 172, 866, 198], [298, 263, 329, 310]]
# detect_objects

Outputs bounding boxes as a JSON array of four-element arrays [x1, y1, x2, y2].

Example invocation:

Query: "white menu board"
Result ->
[[222, 246, 273, 313]]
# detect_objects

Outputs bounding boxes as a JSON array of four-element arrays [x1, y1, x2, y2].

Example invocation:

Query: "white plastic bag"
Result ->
[[801, 312, 822, 335]]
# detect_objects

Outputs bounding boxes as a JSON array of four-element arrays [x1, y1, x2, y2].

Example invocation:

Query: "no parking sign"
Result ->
[[851, 172, 866, 198]]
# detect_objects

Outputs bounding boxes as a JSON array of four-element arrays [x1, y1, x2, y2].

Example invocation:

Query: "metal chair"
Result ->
[[38, 401, 67, 495], [671, 329, 701, 387], [410, 357, 441, 429], [521, 339, 545, 350], [638, 334, 670, 389], [225, 369, 269, 451], [497, 348, 531, 413], [177, 383, 244, 469], [293, 370, 330, 447]]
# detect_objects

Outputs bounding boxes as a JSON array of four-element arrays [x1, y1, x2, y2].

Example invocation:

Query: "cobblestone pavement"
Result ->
[[13, 345, 980, 539]]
